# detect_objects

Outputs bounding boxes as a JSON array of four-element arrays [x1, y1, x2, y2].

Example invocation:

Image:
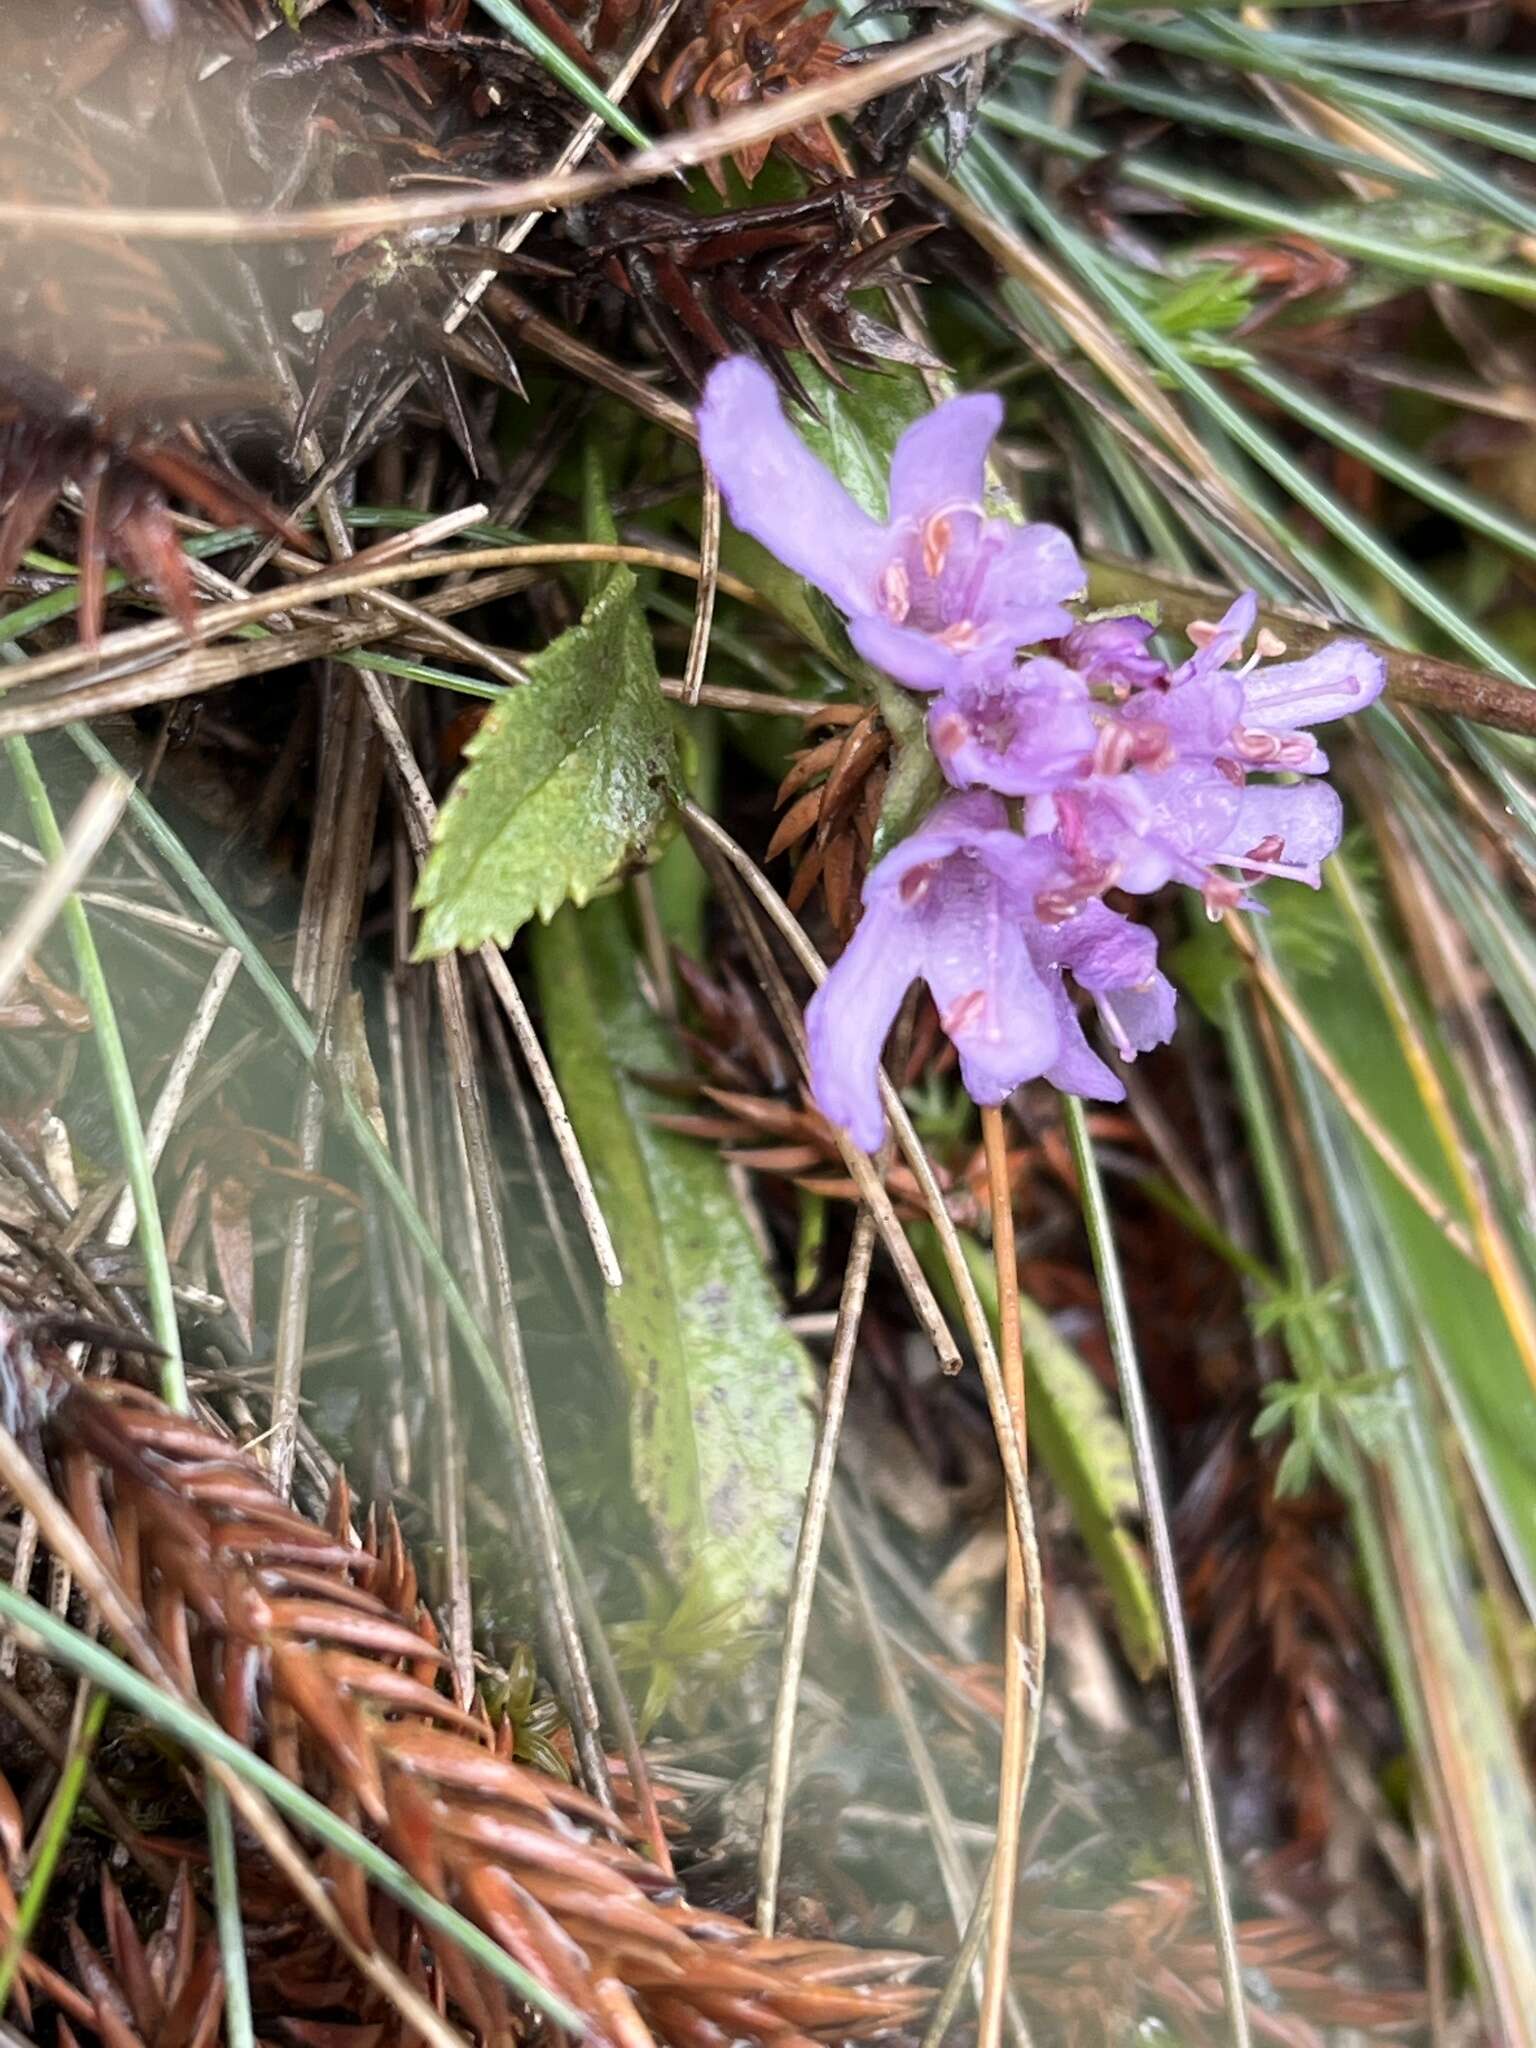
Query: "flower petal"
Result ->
[[1240, 639, 1386, 730], [1043, 899, 1160, 993], [1218, 781, 1342, 886], [697, 357, 888, 616], [805, 897, 916, 1153], [1126, 672, 1243, 756], [1042, 992, 1126, 1101], [1062, 614, 1166, 690], [927, 921, 1060, 1107], [888, 393, 1001, 525], [849, 614, 967, 694], [973, 521, 1086, 618], [1095, 971, 1177, 1060], [1172, 589, 1256, 683]]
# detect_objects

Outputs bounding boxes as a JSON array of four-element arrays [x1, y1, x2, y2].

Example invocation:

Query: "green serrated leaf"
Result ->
[[530, 896, 815, 1620], [413, 569, 679, 957]]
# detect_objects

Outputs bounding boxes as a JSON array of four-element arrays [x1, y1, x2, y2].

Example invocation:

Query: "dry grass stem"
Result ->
[[756, 1204, 878, 1935], [978, 1104, 1038, 2048], [1228, 916, 1480, 1262], [0, 770, 131, 1011], [0, 18, 1017, 243]]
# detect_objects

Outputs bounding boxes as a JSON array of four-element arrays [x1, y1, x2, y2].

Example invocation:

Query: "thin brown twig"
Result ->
[[978, 1105, 1034, 2048], [1084, 554, 1536, 742], [0, 543, 756, 706]]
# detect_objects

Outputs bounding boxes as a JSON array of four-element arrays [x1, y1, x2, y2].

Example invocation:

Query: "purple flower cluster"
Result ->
[[698, 358, 1385, 1152]]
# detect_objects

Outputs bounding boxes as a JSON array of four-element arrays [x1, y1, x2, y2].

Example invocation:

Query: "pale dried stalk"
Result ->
[[0, 772, 131, 1011], [1227, 915, 1479, 1262], [0, 18, 1019, 242], [102, 947, 242, 1249], [978, 1105, 1035, 2048], [684, 474, 722, 707], [756, 1205, 877, 1934]]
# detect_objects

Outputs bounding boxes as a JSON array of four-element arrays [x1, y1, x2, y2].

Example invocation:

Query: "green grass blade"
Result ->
[[471, 0, 652, 149]]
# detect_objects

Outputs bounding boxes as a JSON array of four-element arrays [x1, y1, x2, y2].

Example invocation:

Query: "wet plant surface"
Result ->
[[3, 3, 1536, 2045]]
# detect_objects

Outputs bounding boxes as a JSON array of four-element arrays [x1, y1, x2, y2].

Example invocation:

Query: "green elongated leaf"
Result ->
[[914, 1222, 1164, 1679], [413, 567, 679, 957], [1197, 874, 1536, 1609], [530, 895, 815, 1619]]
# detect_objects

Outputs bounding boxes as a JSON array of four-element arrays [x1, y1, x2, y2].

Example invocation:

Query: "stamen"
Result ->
[[879, 559, 911, 624], [921, 513, 952, 580], [938, 619, 981, 650], [1202, 873, 1244, 918], [941, 988, 988, 1037], [1255, 626, 1287, 658], [899, 861, 937, 905]]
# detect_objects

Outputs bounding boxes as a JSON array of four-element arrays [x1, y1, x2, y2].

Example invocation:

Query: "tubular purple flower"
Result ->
[[697, 357, 1085, 685], [1044, 596, 1385, 909], [805, 793, 1174, 1150]]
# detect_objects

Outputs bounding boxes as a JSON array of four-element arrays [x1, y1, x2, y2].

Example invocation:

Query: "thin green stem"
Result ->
[[208, 1780, 255, 2048], [5, 737, 254, 2041], [1062, 1094, 1251, 2048], [6, 739, 182, 1396], [0, 1690, 109, 2017]]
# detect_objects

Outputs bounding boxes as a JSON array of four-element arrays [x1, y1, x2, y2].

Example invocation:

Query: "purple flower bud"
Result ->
[[1060, 614, 1167, 692], [698, 358, 1084, 687]]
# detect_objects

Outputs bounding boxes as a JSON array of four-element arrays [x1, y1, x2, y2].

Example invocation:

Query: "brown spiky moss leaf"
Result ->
[[1177, 1417, 1377, 1847], [550, 181, 941, 399], [544, 0, 849, 191], [650, 0, 846, 190], [0, 36, 304, 645], [845, 2, 998, 172], [230, 19, 580, 467], [29, 1380, 928, 2044], [768, 705, 890, 941], [1011, 1874, 1422, 2048]]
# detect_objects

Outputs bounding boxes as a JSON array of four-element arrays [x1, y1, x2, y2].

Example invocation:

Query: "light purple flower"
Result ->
[[805, 792, 1174, 1151], [928, 654, 1097, 796], [1037, 594, 1385, 910], [697, 357, 1085, 689]]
